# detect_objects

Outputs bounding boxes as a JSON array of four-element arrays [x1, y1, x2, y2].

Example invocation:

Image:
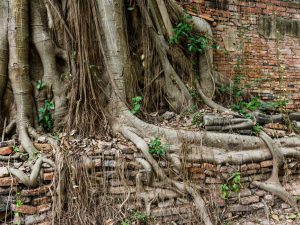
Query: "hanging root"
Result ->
[[137, 0, 192, 111], [253, 131, 298, 209], [120, 126, 213, 225]]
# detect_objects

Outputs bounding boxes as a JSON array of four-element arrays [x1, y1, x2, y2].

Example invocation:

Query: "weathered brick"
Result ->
[[21, 185, 51, 196], [260, 160, 273, 168], [32, 197, 52, 206], [43, 173, 54, 181], [11, 204, 37, 214], [0, 147, 13, 156], [36, 203, 51, 213], [0, 177, 18, 186]]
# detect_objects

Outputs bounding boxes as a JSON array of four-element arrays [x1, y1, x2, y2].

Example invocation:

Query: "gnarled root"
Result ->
[[253, 131, 298, 209], [8, 156, 53, 188], [120, 126, 213, 225]]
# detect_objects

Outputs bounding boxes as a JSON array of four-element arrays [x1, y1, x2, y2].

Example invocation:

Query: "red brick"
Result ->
[[43, 173, 54, 181], [36, 203, 51, 213], [0, 177, 18, 186], [21, 185, 51, 196], [256, 3, 266, 9], [260, 160, 273, 168], [0, 147, 13, 156], [32, 196, 52, 206], [241, 7, 262, 14], [11, 204, 37, 214]]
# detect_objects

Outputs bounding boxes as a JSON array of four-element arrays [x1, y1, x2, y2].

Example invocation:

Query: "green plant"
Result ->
[[38, 100, 55, 132], [121, 219, 130, 225], [221, 172, 241, 199], [252, 124, 262, 135], [131, 96, 142, 115], [13, 146, 27, 158], [169, 12, 218, 54], [192, 112, 202, 125], [123, 209, 148, 225], [148, 137, 166, 157], [36, 80, 46, 91], [130, 209, 147, 223]]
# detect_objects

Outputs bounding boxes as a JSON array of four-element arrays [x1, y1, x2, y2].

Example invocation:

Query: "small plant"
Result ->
[[13, 146, 27, 158], [221, 172, 241, 199], [192, 112, 203, 125], [252, 124, 262, 135], [36, 80, 46, 91], [122, 209, 148, 225], [148, 137, 166, 157], [14, 192, 23, 225], [38, 100, 55, 132], [169, 12, 218, 54], [131, 96, 142, 115]]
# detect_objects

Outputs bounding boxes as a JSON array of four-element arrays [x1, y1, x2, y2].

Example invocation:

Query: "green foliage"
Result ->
[[192, 112, 203, 125], [13, 146, 27, 158], [122, 209, 148, 225], [148, 137, 166, 157], [169, 13, 218, 54], [36, 80, 46, 91], [221, 172, 241, 199], [252, 124, 262, 135], [131, 96, 142, 115], [38, 100, 55, 132]]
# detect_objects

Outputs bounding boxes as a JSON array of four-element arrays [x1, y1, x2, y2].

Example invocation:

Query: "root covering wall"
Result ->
[[184, 0, 300, 110], [1, 140, 300, 224]]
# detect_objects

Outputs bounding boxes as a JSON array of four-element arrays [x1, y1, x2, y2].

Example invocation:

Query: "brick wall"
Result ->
[[185, 0, 300, 110]]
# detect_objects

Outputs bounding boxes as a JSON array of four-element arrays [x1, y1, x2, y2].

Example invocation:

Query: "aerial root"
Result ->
[[120, 126, 213, 225]]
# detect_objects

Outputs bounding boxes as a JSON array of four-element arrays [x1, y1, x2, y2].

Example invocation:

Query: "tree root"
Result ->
[[31, 0, 67, 129], [120, 126, 213, 225], [252, 131, 298, 209]]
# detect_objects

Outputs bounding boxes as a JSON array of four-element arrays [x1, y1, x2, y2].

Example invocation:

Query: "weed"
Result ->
[[131, 96, 142, 115], [169, 12, 218, 54], [38, 100, 55, 132], [36, 80, 46, 91], [148, 137, 166, 157], [192, 112, 203, 125], [122, 209, 148, 225], [13, 146, 27, 158], [252, 124, 262, 135], [221, 172, 241, 199]]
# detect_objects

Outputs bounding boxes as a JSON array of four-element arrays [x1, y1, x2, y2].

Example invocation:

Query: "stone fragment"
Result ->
[[25, 213, 48, 225], [0, 167, 9, 178], [250, 202, 264, 210], [161, 111, 175, 120], [240, 195, 260, 205]]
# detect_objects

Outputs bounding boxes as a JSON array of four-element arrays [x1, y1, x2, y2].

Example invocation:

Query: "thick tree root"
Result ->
[[252, 131, 298, 209], [120, 126, 213, 225], [31, 0, 67, 128]]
